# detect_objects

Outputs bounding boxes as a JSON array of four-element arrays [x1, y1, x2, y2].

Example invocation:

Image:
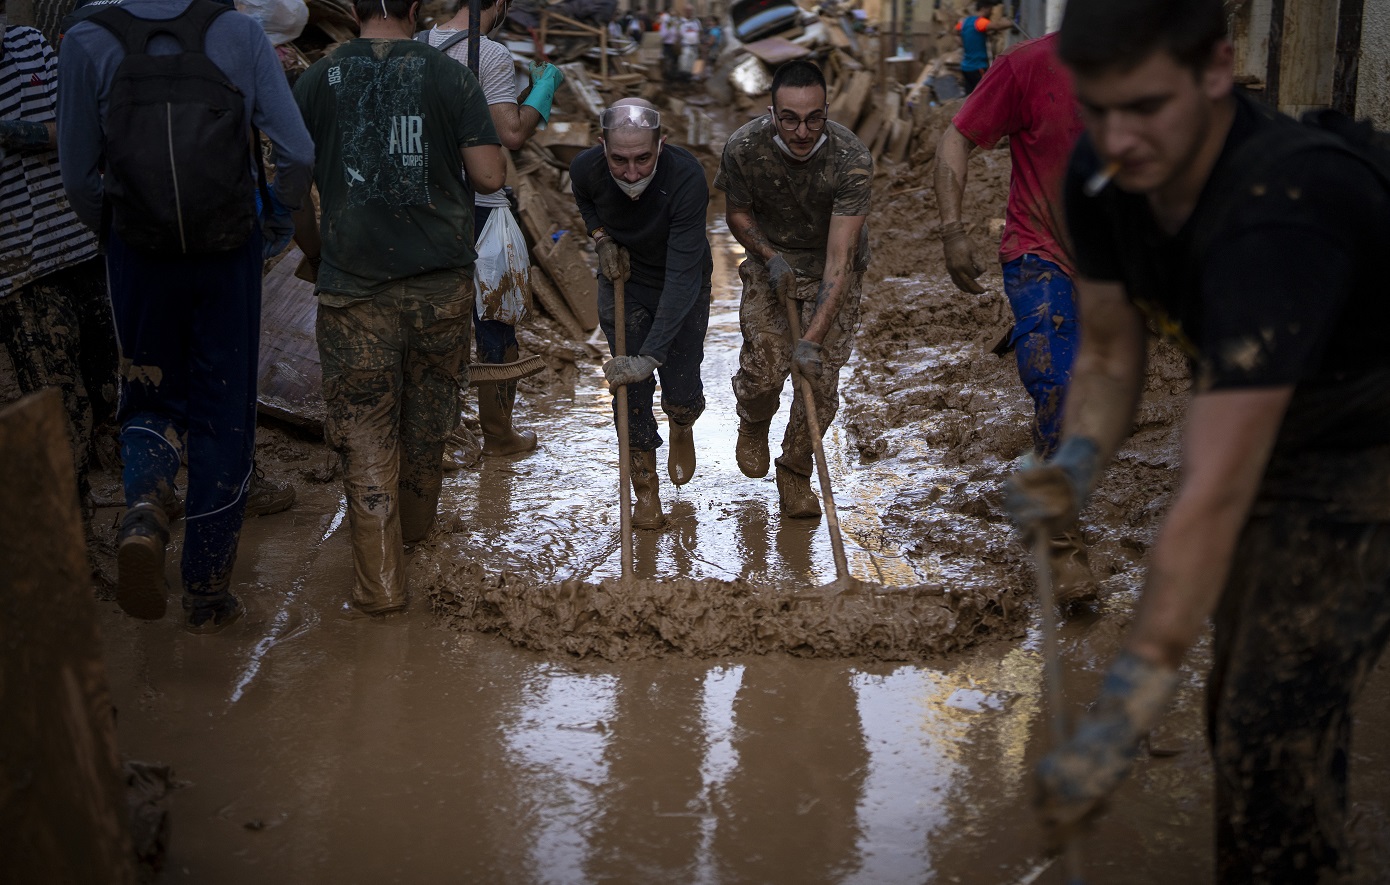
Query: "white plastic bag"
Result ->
[[235, 0, 308, 46], [473, 208, 531, 325]]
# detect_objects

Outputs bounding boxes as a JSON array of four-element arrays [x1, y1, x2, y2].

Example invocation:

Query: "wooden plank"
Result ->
[[1277, 0, 1340, 115], [530, 265, 586, 340], [536, 231, 599, 331], [257, 246, 325, 433], [559, 61, 605, 120], [0, 390, 137, 885], [1332, 0, 1364, 115], [828, 70, 873, 131], [887, 118, 913, 163], [513, 173, 556, 251]]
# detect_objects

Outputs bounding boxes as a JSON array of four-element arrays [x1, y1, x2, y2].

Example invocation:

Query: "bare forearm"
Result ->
[[935, 125, 973, 226], [727, 208, 776, 261], [1061, 345, 1145, 467], [804, 253, 851, 343]]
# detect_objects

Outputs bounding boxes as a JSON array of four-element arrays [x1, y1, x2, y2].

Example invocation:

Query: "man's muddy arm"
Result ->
[[726, 204, 776, 262], [1128, 388, 1292, 669], [803, 214, 865, 343], [934, 124, 976, 226]]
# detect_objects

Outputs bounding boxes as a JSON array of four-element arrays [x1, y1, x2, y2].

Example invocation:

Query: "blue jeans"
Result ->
[[1002, 254, 1078, 457], [106, 229, 262, 602], [473, 205, 516, 363]]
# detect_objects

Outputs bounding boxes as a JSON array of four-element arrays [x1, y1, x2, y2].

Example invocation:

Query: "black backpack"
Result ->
[[89, 0, 256, 254]]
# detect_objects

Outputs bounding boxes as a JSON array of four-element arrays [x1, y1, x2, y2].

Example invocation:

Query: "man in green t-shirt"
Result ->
[[292, 0, 505, 616], [714, 59, 871, 519]]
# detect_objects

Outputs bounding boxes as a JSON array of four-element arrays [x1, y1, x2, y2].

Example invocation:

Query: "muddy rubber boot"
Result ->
[[668, 421, 696, 486], [736, 420, 770, 478], [116, 501, 170, 620], [478, 381, 539, 456], [776, 465, 821, 519], [1050, 532, 1098, 604], [630, 449, 665, 530]]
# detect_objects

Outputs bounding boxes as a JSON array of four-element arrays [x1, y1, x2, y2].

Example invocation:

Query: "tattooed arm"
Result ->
[[803, 214, 865, 343], [725, 203, 777, 262]]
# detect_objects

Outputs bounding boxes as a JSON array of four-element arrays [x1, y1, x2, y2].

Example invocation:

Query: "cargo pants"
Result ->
[[731, 258, 862, 478], [317, 270, 471, 613]]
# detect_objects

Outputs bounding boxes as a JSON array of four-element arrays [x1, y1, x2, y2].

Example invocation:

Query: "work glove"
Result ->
[[595, 237, 630, 283], [766, 253, 796, 302], [941, 221, 986, 295], [603, 354, 659, 389], [258, 188, 295, 260], [792, 338, 824, 382], [0, 118, 49, 152], [1004, 436, 1101, 540], [1035, 650, 1180, 846], [522, 62, 566, 123]]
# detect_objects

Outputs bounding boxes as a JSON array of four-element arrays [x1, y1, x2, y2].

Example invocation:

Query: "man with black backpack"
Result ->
[[1004, 0, 1390, 878], [292, 0, 505, 616], [58, 0, 313, 632]]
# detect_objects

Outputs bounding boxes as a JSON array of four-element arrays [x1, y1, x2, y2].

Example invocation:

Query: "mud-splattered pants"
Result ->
[[0, 256, 118, 523], [1002, 255, 1077, 458], [597, 275, 709, 452], [731, 259, 862, 477], [107, 229, 261, 605], [317, 270, 471, 611], [1207, 510, 1390, 882]]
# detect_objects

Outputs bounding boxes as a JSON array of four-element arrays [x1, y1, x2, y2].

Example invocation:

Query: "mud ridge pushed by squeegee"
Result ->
[[418, 550, 1020, 661]]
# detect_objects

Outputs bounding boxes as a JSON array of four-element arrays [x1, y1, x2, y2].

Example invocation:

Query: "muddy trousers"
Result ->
[[106, 230, 261, 604], [1001, 255, 1077, 458], [597, 276, 709, 452], [1206, 512, 1390, 883], [0, 257, 118, 522], [731, 260, 862, 478], [317, 272, 471, 612]]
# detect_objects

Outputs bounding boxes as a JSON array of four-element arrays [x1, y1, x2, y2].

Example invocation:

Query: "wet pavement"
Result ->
[[88, 219, 1390, 883]]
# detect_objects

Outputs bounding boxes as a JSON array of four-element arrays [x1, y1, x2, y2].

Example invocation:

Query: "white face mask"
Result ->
[[772, 131, 828, 161], [608, 141, 662, 200]]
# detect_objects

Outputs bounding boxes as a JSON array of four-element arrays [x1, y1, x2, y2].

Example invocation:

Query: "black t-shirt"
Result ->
[[1066, 93, 1390, 517]]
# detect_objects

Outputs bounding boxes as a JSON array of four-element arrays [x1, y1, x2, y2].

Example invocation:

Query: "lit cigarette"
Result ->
[[1083, 161, 1121, 197]]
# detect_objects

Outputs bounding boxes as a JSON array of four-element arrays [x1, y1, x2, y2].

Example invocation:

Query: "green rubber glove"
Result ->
[[522, 62, 565, 124]]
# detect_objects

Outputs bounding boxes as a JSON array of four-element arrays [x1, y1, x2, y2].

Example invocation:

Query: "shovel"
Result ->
[[613, 276, 635, 581], [782, 296, 854, 589]]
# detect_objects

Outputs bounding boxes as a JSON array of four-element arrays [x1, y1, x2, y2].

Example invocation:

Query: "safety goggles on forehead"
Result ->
[[599, 105, 661, 131]]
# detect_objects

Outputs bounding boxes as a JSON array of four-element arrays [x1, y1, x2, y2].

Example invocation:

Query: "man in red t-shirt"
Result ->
[[933, 32, 1091, 598]]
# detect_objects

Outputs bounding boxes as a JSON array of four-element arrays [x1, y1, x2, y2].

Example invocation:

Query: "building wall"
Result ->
[[1357, 0, 1390, 127]]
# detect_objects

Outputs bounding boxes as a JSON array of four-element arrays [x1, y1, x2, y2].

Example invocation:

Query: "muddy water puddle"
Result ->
[[88, 218, 1390, 883]]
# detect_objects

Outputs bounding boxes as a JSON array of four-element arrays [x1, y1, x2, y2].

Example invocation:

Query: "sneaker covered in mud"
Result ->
[[1049, 532, 1098, 604], [736, 420, 770, 478], [183, 593, 244, 635], [776, 465, 821, 519], [245, 466, 296, 518], [117, 501, 171, 620]]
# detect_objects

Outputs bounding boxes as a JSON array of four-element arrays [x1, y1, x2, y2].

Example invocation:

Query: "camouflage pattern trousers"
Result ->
[[0, 257, 118, 523], [317, 271, 471, 613], [731, 259, 862, 477], [1207, 510, 1390, 883]]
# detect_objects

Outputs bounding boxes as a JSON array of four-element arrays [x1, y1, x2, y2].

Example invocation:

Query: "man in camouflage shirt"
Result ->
[[715, 59, 871, 518]]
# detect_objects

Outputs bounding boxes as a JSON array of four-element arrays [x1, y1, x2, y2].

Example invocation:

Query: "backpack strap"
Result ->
[[89, 0, 231, 55], [414, 28, 471, 56]]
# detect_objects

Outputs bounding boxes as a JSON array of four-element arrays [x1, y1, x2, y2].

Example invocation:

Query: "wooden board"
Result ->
[[0, 390, 137, 885], [514, 172, 556, 249], [530, 265, 587, 341], [536, 231, 599, 331], [740, 36, 812, 66], [257, 246, 325, 433], [828, 70, 873, 131], [559, 62, 605, 120]]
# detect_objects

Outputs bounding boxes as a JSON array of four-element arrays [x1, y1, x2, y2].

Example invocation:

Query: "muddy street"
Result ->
[[74, 210, 1390, 883]]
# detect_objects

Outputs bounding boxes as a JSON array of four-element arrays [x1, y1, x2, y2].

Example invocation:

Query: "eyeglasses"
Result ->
[[600, 105, 661, 131], [773, 107, 828, 132]]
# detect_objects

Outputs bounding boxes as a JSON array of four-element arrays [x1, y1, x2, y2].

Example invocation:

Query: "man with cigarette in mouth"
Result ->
[[934, 31, 1090, 600]]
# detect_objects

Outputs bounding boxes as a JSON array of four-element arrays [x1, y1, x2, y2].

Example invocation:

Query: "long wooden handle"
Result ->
[[614, 277, 633, 582], [783, 297, 850, 582]]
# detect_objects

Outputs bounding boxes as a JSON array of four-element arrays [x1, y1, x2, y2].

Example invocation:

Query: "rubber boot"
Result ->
[[630, 448, 665, 530], [346, 500, 407, 615], [736, 419, 770, 478], [478, 346, 538, 457], [776, 464, 821, 519], [116, 501, 170, 620], [400, 441, 447, 545], [1050, 532, 1098, 604], [668, 421, 695, 486]]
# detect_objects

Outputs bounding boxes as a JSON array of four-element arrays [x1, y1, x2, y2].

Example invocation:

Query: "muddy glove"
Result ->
[[1036, 650, 1180, 845], [523, 62, 565, 124], [766, 253, 796, 302], [603, 354, 659, 390], [941, 221, 986, 295], [596, 237, 630, 283], [1004, 436, 1102, 539], [0, 119, 49, 152], [792, 338, 824, 382]]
